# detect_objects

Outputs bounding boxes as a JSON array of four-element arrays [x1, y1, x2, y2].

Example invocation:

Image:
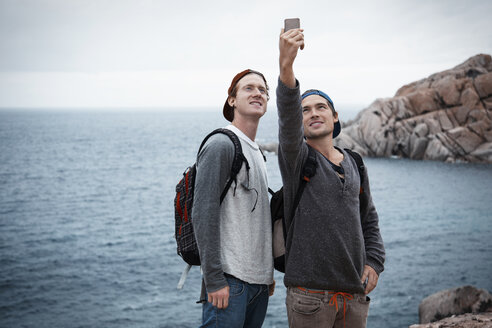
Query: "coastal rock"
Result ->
[[409, 313, 492, 328], [418, 286, 492, 324], [414, 123, 429, 138], [471, 142, 492, 162], [424, 137, 452, 161], [258, 142, 278, 155], [474, 72, 492, 98], [334, 54, 492, 163]]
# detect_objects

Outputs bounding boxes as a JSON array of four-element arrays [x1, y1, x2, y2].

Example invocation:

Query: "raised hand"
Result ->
[[279, 28, 304, 88]]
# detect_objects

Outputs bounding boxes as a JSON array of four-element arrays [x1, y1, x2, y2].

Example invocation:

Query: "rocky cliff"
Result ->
[[334, 54, 492, 163]]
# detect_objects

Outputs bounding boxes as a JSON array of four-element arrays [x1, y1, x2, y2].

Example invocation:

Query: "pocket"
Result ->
[[290, 292, 322, 315], [226, 275, 245, 297], [357, 294, 371, 304]]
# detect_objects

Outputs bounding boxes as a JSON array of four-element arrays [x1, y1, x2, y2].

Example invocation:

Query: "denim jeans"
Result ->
[[200, 274, 269, 328], [286, 287, 370, 328]]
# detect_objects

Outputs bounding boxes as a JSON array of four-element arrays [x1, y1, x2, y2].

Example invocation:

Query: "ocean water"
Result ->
[[0, 109, 491, 328]]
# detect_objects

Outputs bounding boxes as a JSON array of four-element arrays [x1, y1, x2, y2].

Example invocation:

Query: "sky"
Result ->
[[0, 0, 491, 110]]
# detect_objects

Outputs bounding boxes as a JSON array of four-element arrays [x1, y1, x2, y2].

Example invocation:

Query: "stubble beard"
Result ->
[[304, 127, 332, 140]]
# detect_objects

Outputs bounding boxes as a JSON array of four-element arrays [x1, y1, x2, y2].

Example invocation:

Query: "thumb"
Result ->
[[360, 268, 368, 283]]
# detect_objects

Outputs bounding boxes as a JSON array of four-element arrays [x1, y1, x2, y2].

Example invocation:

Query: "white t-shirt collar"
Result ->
[[225, 124, 259, 150]]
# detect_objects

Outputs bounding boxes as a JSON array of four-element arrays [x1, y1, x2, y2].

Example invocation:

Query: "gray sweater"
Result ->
[[276, 78, 385, 294], [193, 125, 273, 293]]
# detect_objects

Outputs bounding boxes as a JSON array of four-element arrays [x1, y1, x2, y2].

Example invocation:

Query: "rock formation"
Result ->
[[258, 142, 278, 155], [417, 286, 492, 324], [334, 54, 492, 163]]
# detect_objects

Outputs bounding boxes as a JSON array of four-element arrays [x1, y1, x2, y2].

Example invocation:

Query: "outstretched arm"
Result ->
[[276, 27, 308, 228]]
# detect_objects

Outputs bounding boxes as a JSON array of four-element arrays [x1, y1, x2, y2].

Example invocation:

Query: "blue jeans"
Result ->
[[200, 274, 269, 328]]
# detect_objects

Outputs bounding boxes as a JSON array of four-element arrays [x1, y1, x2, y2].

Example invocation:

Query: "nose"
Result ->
[[310, 107, 320, 118], [252, 87, 262, 97]]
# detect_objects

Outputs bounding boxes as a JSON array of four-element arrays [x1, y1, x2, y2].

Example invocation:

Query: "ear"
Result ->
[[227, 97, 235, 108], [333, 111, 339, 123]]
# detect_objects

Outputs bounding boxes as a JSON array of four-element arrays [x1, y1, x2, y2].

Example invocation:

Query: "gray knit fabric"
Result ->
[[276, 78, 385, 294]]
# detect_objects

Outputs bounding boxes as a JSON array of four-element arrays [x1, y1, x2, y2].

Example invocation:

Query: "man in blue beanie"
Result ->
[[276, 27, 385, 328]]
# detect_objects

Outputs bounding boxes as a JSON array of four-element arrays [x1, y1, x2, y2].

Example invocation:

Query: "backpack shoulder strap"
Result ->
[[198, 128, 249, 203], [303, 145, 318, 180], [280, 145, 318, 241], [259, 147, 267, 162], [290, 145, 317, 220], [344, 148, 365, 194]]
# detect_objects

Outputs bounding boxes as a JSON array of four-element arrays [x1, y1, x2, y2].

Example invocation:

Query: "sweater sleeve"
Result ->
[[276, 77, 310, 229], [192, 134, 235, 293], [360, 166, 386, 275], [276, 77, 306, 171]]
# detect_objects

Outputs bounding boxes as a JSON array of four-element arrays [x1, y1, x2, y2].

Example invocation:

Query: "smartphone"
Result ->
[[284, 18, 300, 32]]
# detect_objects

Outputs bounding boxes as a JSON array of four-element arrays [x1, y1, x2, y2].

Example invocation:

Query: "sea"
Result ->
[[0, 109, 491, 328]]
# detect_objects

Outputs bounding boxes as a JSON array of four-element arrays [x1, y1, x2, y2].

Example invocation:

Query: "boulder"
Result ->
[[258, 142, 278, 155], [434, 75, 462, 106], [414, 123, 429, 138], [406, 89, 439, 115], [452, 105, 472, 125], [468, 109, 488, 123], [447, 127, 484, 154], [418, 286, 492, 324], [474, 72, 492, 98], [424, 137, 452, 161], [470, 142, 492, 162], [484, 96, 492, 110], [409, 134, 429, 159], [461, 85, 482, 109], [438, 110, 454, 131], [410, 313, 492, 328], [393, 97, 412, 120], [469, 120, 491, 136], [426, 118, 442, 135]]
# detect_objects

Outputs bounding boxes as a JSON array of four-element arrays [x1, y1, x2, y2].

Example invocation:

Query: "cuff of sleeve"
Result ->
[[277, 76, 300, 93], [366, 257, 384, 276], [204, 274, 228, 294]]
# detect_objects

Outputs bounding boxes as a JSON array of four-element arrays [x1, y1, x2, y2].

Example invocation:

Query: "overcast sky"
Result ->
[[0, 0, 491, 110]]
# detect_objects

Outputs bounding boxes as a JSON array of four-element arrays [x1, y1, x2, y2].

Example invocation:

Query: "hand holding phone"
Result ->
[[279, 17, 304, 87], [282, 18, 304, 51]]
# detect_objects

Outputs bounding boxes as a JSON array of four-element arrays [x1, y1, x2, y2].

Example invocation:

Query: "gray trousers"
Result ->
[[286, 287, 370, 328]]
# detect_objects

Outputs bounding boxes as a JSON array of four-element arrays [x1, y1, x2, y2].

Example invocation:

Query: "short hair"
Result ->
[[230, 71, 270, 101], [301, 89, 336, 115]]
